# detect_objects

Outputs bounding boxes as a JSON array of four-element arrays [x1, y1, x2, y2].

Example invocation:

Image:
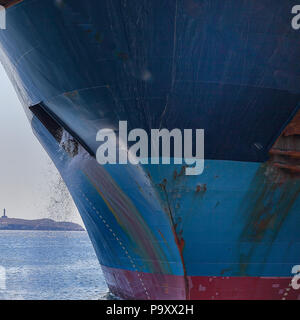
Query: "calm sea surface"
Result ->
[[0, 230, 109, 300]]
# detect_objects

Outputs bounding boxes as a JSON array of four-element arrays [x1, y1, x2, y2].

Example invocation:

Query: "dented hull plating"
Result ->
[[0, 0, 300, 300]]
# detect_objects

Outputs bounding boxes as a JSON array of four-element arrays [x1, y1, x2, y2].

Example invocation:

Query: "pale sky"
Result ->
[[0, 63, 83, 226]]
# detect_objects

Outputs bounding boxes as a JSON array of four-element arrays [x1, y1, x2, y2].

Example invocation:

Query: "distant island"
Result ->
[[0, 209, 84, 231]]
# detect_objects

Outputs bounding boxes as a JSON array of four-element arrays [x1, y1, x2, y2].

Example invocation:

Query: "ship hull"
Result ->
[[103, 266, 298, 300], [29, 113, 300, 300], [0, 0, 300, 300]]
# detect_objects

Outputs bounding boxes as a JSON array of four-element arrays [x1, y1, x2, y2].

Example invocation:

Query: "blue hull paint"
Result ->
[[1, 0, 300, 161], [31, 115, 185, 276], [0, 0, 299, 299], [32, 112, 300, 278]]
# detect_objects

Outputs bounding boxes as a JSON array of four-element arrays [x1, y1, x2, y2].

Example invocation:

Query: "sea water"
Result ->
[[0, 230, 109, 300]]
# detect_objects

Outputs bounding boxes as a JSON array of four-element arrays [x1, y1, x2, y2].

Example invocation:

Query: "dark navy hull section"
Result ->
[[1, 0, 300, 161], [0, 0, 300, 299]]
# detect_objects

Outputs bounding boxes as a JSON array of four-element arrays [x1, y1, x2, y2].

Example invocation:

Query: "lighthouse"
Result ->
[[1, 209, 7, 219]]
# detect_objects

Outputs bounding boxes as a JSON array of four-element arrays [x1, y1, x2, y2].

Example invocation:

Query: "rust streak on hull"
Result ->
[[269, 109, 300, 177]]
